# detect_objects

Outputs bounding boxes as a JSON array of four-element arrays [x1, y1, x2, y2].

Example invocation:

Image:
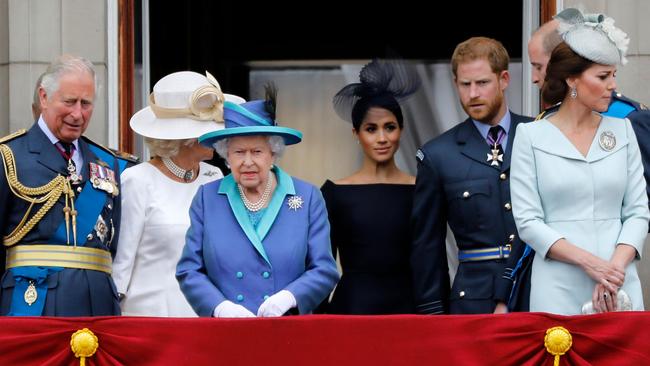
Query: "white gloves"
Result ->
[[257, 290, 297, 317], [213, 300, 256, 318]]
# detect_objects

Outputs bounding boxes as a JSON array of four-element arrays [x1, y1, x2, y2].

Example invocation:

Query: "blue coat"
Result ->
[[0, 123, 122, 316], [411, 112, 533, 314], [511, 116, 649, 314], [176, 167, 339, 316]]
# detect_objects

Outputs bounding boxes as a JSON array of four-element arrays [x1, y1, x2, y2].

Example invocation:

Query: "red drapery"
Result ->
[[0, 312, 648, 365]]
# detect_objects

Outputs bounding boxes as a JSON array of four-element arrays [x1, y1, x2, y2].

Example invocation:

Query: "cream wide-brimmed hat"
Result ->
[[130, 71, 244, 140]]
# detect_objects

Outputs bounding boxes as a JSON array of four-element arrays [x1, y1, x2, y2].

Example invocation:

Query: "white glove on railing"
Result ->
[[257, 290, 297, 317], [213, 300, 256, 318]]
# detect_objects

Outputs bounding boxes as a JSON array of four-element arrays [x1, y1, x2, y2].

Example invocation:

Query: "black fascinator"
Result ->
[[333, 59, 420, 129]]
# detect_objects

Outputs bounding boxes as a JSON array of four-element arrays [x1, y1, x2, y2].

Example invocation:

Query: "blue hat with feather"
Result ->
[[199, 84, 302, 146]]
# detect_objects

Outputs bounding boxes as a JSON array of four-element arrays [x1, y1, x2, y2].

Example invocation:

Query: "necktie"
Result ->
[[486, 126, 504, 167]]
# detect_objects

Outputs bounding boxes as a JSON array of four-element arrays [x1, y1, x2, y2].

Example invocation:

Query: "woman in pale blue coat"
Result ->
[[176, 86, 339, 317], [511, 11, 649, 315]]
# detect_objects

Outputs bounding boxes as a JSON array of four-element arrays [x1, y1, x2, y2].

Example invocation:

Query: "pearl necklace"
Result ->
[[238, 175, 273, 212], [162, 157, 195, 182]]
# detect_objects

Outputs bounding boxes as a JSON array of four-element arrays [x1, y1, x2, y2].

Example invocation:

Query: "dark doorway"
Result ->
[[146, 0, 523, 99]]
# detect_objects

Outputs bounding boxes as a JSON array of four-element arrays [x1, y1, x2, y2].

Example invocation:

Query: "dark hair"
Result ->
[[542, 42, 595, 105], [351, 94, 403, 131]]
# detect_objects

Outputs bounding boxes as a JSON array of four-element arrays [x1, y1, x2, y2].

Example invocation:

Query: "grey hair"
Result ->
[[40, 54, 97, 97], [214, 135, 286, 163], [146, 138, 197, 158]]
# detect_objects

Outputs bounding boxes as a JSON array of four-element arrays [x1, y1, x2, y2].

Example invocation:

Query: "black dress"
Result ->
[[320, 180, 415, 314]]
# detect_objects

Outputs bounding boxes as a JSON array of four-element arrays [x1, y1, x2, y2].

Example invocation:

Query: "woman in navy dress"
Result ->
[[320, 59, 419, 314]]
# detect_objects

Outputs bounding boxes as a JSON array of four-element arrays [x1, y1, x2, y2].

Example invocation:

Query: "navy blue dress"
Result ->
[[320, 180, 415, 314]]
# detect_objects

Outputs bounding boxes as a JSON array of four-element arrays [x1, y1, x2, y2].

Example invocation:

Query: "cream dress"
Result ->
[[112, 161, 222, 316]]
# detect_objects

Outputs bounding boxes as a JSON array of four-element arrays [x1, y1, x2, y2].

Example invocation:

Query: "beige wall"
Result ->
[[0, 0, 108, 144]]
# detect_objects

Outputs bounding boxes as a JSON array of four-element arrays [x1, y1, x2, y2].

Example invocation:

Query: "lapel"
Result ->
[[27, 124, 67, 174], [457, 118, 498, 170], [219, 174, 271, 265], [256, 167, 295, 242], [532, 117, 629, 162]]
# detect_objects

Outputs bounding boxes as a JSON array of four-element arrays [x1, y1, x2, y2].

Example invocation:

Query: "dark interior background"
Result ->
[[141, 0, 523, 99]]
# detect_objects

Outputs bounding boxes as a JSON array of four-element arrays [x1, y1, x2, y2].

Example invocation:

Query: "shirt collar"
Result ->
[[37, 115, 80, 150], [471, 109, 512, 140]]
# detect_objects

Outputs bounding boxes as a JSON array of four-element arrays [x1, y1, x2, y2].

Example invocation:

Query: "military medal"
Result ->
[[24, 281, 37, 306], [599, 130, 616, 151], [486, 126, 505, 167], [287, 195, 304, 211], [487, 142, 503, 167], [67, 160, 82, 184], [89, 162, 119, 196]]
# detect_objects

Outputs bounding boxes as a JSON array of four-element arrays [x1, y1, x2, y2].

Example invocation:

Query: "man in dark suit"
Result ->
[[411, 37, 533, 314], [0, 54, 123, 316]]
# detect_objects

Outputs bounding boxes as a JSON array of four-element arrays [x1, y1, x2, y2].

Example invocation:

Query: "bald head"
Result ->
[[528, 19, 562, 88]]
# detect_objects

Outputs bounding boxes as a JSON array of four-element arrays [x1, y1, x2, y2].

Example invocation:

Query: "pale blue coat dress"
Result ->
[[511, 115, 649, 315]]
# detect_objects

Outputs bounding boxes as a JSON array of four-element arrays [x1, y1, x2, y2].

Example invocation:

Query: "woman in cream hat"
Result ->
[[511, 10, 649, 315], [112, 71, 235, 316], [176, 84, 339, 317]]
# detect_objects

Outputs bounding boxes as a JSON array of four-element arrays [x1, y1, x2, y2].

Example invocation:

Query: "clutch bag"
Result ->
[[581, 289, 632, 314]]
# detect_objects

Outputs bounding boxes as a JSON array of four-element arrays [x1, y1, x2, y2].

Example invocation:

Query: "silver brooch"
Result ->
[[599, 130, 616, 151], [287, 196, 304, 211], [203, 170, 220, 177]]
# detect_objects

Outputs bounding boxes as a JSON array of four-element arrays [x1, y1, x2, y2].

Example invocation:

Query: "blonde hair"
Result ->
[[146, 138, 196, 158]]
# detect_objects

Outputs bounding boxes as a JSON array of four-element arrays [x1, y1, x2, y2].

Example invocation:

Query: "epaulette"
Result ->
[[612, 92, 642, 111], [81, 135, 117, 157], [535, 103, 561, 121], [108, 148, 140, 164], [0, 129, 27, 144]]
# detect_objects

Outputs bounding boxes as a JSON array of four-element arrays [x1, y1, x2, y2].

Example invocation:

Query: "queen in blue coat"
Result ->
[[176, 85, 339, 317]]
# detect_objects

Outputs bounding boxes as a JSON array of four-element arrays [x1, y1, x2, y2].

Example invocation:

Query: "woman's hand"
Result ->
[[580, 254, 624, 293], [591, 283, 618, 313], [257, 290, 296, 317], [213, 300, 256, 318]]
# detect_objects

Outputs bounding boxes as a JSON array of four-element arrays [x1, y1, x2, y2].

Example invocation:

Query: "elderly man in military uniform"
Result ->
[[0, 54, 123, 316], [411, 37, 533, 314]]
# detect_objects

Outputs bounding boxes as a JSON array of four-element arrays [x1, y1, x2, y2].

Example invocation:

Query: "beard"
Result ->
[[462, 92, 504, 124]]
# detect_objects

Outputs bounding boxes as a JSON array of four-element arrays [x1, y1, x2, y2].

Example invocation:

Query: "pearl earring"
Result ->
[[570, 86, 577, 99]]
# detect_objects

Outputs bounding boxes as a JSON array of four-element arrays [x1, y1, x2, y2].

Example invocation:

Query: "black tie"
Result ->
[[488, 126, 504, 153]]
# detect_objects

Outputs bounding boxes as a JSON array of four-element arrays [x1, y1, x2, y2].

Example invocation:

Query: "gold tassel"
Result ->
[[544, 326, 572, 366], [70, 328, 98, 366]]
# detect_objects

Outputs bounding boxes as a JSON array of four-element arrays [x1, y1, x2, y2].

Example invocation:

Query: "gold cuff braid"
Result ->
[[0, 144, 76, 246]]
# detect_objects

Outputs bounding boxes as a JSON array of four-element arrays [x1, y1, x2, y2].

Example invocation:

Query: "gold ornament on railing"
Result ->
[[70, 328, 99, 366], [544, 326, 572, 366]]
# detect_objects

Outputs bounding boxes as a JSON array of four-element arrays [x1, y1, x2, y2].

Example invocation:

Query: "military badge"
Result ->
[[287, 196, 303, 211], [24, 281, 37, 306], [599, 130, 616, 151], [416, 149, 425, 162], [94, 215, 108, 243]]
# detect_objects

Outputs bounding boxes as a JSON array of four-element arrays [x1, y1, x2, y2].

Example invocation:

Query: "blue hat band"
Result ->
[[224, 101, 273, 128]]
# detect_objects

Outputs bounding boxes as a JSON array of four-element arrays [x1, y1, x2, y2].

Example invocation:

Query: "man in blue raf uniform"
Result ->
[[411, 37, 533, 314], [0, 54, 123, 316]]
